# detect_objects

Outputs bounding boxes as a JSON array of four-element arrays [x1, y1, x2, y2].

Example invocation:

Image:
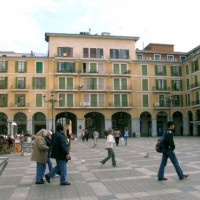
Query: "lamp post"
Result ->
[[43, 90, 61, 133], [165, 95, 175, 121]]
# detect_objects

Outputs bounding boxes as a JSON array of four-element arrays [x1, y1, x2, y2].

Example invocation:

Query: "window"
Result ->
[[159, 95, 165, 107], [110, 49, 129, 59], [58, 47, 73, 57], [195, 91, 199, 104], [16, 61, 26, 73], [155, 65, 166, 76], [0, 77, 7, 89], [83, 93, 104, 107], [156, 79, 167, 90], [185, 94, 190, 106], [191, 60, 199, 73], [154, 54, 161, 61], [167, 55, 174, 61], [113, 78, 128, 90], [36, 62, 43, 73], [0, 94, 7, 107], [16, 77, 25, 89], [172, 80, 182, 91], [137, 54, 143, 60], [143, 94, 149, 107], [59, 77, 73, 90], [82, 62, 104, 73], [82, 77, 104, 90], [172, 95, 183, 107], [0, 61, 7, 72], [180, 56, 186, 62], [113, 63, 128, 74], [32, 77, 46, 89], [185, 64, 189, 76], [83, 48, 103, 58], [186, 79, 190, 90], [36, 94, 42, 107], [142, 79, 148, 91], [59, 93, 74, 107], [114, 94, 128, 107], [141, 65, 147, 75], [57, 62, 75, 73], [171, 66, 181, 76], [15, 94, 25, 107]]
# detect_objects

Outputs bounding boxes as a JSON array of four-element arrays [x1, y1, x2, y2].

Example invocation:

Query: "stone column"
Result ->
[[105, 118, 112, 131], [152, 118, 157, 137], [27, 119, 32, 135], [183, 117, 190, 136], [77, 119, 84, 139], [132, 118, 140, 137], [193, 116, 198, 136]]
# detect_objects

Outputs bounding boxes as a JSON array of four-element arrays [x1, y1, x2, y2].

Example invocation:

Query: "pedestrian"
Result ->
[[85, 128, 89, 141], [31, 129, 49, 184], [45, 123, 71, 186], [158, 121, 189, 181], [81, 129, 85, 141], [45, 130, 53, 172], [92, 129, 99, 148], [66, 132, 71, 152], [114, 128, 121, 146], [100, 129, 117, 167], [123, 127, 129, 145]]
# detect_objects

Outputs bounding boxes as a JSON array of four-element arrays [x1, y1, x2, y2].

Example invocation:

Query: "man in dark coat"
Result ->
[[158, 121, 189, 181], [45, 123, 71, 185]]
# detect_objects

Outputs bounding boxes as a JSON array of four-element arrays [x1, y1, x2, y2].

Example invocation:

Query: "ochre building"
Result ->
[[0, 32, 199, 138]]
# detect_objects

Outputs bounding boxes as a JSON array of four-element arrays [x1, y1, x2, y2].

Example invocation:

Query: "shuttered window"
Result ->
[[36, 62, 43, 73], [36, 94, 42, 107], [143, 94, 148, 107]]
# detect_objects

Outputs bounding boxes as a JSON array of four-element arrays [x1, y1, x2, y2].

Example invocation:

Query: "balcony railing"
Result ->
[[10, 103, 30, 108], [190, 82, 200, 89], [153, 86, 170, 93]]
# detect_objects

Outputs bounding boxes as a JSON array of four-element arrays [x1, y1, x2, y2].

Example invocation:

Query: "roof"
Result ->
[[45, 32, 139, 42]]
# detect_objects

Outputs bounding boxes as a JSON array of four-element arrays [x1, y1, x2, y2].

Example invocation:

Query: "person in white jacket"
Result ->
[[100, 129, 117, 167]]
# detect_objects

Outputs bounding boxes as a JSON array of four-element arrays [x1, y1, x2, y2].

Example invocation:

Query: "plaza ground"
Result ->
[[0, 137, 200, 200]]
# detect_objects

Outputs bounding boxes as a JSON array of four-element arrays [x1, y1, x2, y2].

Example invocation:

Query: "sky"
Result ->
[[0, 0, 200, 53]]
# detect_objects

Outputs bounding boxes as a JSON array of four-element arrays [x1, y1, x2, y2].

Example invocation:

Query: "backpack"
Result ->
[[155, 130, 170, 153]]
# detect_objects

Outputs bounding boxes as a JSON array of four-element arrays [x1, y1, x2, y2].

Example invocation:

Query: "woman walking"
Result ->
[[100, 129, 117, 167]]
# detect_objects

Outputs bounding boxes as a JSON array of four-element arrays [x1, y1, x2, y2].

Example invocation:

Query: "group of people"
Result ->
[[31, 124, 72, 185]]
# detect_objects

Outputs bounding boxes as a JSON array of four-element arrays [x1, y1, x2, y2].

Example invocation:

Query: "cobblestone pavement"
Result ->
[[0, 137, 200, 200]]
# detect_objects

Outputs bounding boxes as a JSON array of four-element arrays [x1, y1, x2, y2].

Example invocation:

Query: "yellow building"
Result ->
[[0, 32, 199, 137]]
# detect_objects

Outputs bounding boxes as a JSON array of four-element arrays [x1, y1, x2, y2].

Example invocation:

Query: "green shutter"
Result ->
[[24, 62, 27, 73], [163, 66, 166, 76], [179, 67, 182, 76], [59, 94, 65, 107], [114, 64, 119, 74], [114, 78, 120, 90], [36, 94, 42, 107], [159, 95, 164, 107], [164, 80, 167, 90], [59, 77, 65, 89], [143, 94, 148, 107], [121, 64, 126, 74], [42, 77, 46, 89], [122, 94, 128, 107], [142, 79, 148, 91], [15, 62, 18, 72], [170, 66, 173, 76], [155, 65, 158, 75], [121, 78, 127, 90], [171, 80, 174, 90], [191, 62, 194, 73], [67, 94, 73, 107], [57, 62, 60, 72], [180, 95, 183, 107], [32, 77, 35, 89], [4, 94, 8, 107], [5, 61, 8, 72], [185, 65, 189, 75], [91, 94, 97, 107], [196, 91, 199, 104], [5, 77, 8, 89], [155, 80, 158, 90], [187, 79, 190, 90], [142, 65, 147, 75], [67, 77, 73, 89], [180, 80, 183, 91], [114, 94, 120, 107], [36, 62, 43, 73], [90, 63, 96, 72], [90, 78, 97, 89]]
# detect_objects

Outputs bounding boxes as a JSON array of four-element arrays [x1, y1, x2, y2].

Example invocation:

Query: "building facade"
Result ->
[[0, 32, 199, 138]]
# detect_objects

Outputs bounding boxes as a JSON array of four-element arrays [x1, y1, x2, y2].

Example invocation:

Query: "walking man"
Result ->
[[45, 123, 71, 185], [158, 121, 189, 181]]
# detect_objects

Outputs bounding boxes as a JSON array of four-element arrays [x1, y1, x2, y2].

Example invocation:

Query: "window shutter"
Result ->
[[5, 77, 8, 89], [59, 77, 65, 89], [142, 65, 147, 75], [179, 67, 182, 76], [171, 80, 174, 90], [99, 93, 104, 107], [114, 64, 119, 74], [180, 80, 183, 91], [90, 63, 96, 72], [121, 64, 126, 74], [5, 61, 8, 72], [98, 77, 104, 90], [43, 77, 46, 89], [164, 80, 167, 90], [114, 94, 120, 107], [15, 62, 18, 72], [67, 94, 73, 107], [185, 65, 189, 75], [122, 94, 128, 107], [4, 94, 8, 107], [155, 65, 158, 75], [91, 94, 97, 107], [114, 78, 120, 90], [67, 77, 73, 89], [187, 79, 190, 90], [142, 79, 148, 91], [159, 95, 164, 107], [180, 95, 183, 106], [36, 94, 42, 107], [24, 62, 27, 73], [191, 62, 194, 73], [163, 66, 166, 76], [143, 94, 148, 107], [121, 78, 127, 90], [171, 66, 173, 76], [59, 94, 65, 107], [155, 80, 158, 90]]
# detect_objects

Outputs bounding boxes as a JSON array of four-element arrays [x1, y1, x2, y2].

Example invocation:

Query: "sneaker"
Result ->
[[40, 179, 45, 183], [45, 174, 50, 183], [35, 181, 44, 184], [158, 177, 168, 181], [60, 182, 71, 186], [180, 174, 189, 180]]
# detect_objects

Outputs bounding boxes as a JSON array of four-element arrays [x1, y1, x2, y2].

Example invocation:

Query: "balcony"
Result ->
[[190, 82, 200, 90], [11, 85, 30, 91], [10, 103, 30, 109], [153, 86, 170, 93]]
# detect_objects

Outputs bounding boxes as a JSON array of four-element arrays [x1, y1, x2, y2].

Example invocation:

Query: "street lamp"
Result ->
[[165, 95, 175, 121], [43, 90, 61, 133]]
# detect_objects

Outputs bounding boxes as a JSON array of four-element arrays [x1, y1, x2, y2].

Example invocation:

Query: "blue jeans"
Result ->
[[124, 136, 128, 145], [36, 162, 46, 182], [48, 159, 67, 184], [47, 157, 53, 172], [158, 150, 184, 180]]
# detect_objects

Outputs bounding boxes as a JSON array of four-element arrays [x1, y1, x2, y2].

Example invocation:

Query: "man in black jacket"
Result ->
[[45, 123, 71, 185], [158, 121, 189, 181]]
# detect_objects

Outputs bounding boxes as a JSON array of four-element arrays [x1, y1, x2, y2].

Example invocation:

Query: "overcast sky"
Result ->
[[1, 0, 200, 53]]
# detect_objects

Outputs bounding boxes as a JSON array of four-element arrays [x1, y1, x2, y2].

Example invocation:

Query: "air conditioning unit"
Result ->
[[80, 102, 90, 106], [154, 102, 159, 107], [63, 53, 67, 57]]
